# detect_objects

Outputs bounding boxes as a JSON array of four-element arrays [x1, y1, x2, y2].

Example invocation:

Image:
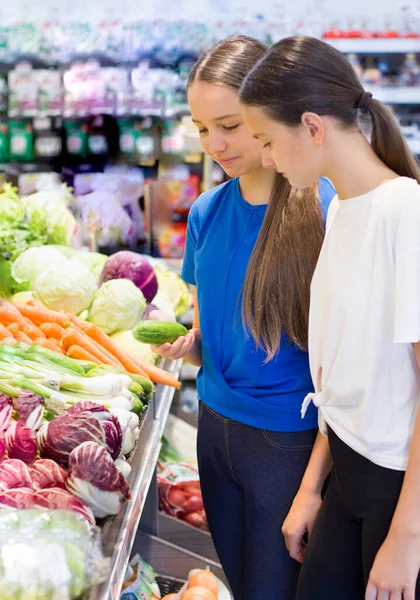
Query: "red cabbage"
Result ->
[[99, 251, 158, 302]]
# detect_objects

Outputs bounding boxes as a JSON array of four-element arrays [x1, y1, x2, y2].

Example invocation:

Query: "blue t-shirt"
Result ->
[[181, 177, 335, 432]]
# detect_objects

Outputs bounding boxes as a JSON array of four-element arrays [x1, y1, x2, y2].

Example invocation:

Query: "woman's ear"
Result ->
[[301, 112, 324, 144]]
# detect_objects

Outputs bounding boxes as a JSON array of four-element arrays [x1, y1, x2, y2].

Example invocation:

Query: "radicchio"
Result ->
[[34, 487, 95, 526], [0, 459, 33, 491], [31, 459, 67, 491], [0, 438, 5, 463], [66, 441, 130, 518], [13, 391, 44, 432], [37, 409, 105, 467], [0, 487, 37, 509], [67, 402, 122, 460], [5, 420, 38, 464], [0, 394, 12, 433]]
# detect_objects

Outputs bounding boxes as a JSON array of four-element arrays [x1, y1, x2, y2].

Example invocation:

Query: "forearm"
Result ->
[[298, 431, 333, 496], [389, 406, 420, 537], [390, 342, 420, 538], [184, 328, 202, 367]]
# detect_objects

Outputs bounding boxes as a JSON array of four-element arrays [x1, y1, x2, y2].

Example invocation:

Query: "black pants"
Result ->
[[297, 426, 420, 600], [197, 400, 317, 600]]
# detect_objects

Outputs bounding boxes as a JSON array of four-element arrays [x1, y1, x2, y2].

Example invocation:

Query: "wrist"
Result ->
[[389, 520, 420, 542]]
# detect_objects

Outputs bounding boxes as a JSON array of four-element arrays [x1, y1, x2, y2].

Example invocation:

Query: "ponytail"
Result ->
[[368, 100, 420, 183]]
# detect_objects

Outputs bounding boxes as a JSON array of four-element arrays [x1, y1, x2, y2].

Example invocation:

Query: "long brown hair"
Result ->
[[189, 36, 324, 359], [240, 36, 420, 184]]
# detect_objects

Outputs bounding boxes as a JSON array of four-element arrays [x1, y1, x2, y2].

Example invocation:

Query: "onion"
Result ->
[[188, 571, 218, 597], [182, 587, 216, 600], [182, 511, 207, 529], [184, 495, 203, 512], [167, 487, 188, 508]]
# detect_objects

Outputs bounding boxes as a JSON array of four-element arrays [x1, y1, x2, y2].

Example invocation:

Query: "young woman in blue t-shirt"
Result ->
[[150, 35, 335, 600]]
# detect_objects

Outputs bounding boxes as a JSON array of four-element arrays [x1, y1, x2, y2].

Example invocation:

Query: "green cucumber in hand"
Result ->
[[133, 320, 188, 345]]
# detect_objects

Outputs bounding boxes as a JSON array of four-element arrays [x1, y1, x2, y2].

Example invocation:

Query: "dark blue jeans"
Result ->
[[197, 401, 317, 600]]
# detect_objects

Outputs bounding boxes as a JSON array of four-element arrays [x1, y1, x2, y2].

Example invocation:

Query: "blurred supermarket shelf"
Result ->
[[369, 86, 420, 104], [408, 139, 420, 154], [326, 38, 420, 54]]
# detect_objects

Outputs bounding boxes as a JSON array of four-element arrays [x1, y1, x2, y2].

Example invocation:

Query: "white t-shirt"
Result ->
[[304, 176, 420, 471]]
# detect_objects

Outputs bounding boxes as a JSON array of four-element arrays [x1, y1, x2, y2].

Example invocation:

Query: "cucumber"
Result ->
[[133, 321, 188, 345]]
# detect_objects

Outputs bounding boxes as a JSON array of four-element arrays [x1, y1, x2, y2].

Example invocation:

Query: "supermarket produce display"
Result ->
[[0, 194, 193, 597], [120, 555, 230, 600]]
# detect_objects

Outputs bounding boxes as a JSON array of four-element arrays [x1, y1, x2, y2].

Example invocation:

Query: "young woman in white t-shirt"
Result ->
[[240, 36, 420, 600]]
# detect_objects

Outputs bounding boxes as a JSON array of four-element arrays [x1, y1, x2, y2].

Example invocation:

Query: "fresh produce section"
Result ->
[[120, 554, 230, 600], [0, 178, 194, 597]]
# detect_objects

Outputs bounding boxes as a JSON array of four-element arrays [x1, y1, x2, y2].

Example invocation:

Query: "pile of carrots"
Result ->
[[0, 300, 180, 389]]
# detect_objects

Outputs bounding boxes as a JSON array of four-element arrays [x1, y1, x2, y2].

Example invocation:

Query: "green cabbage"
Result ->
[[72, 252, 108, 284], [88, 279, 146, 335], [154, 266, 191, 318], [12, 246, 68, 289], [34, 260, 97, 314]]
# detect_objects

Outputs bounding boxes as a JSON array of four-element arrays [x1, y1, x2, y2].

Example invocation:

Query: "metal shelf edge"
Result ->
[[89, 359, 182, 600]]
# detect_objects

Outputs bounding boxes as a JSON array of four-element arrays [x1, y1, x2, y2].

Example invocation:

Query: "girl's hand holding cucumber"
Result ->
[[133, 311, 196, 360]]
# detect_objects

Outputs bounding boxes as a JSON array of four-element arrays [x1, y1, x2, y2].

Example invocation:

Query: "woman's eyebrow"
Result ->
[[192, 113, 241, 124]]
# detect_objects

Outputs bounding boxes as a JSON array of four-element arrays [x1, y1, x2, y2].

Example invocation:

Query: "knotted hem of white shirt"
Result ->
[[301, 391, 326, 419]]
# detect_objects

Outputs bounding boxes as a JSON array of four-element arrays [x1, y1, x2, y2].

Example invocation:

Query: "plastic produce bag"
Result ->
[[121, 554, 161, 600], [0, 508, 109, 599], [158, 463, 208, 531], [75, 190, 136, 248]]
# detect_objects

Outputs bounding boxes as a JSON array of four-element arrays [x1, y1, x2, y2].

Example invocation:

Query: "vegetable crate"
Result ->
[[156, 575, 186, 594]]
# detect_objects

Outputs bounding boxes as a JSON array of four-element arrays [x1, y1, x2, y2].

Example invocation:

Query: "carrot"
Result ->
[[39, 323, 65, 340], [0, 302, 28, 327], [34, 337, 65, 355], [66, 326, 124, 368], [61, 328, 121, 367], [131, 355, 181, 388], [15, 331, 32, 344], [67, 345, 102, 365], [81, 323, 148, 376], [21, 319, 45, 341], [61, 312, 86, 328], [7, 323, 20, 336], [0, 324, 12, 339], [17, 304, 69, 327]]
